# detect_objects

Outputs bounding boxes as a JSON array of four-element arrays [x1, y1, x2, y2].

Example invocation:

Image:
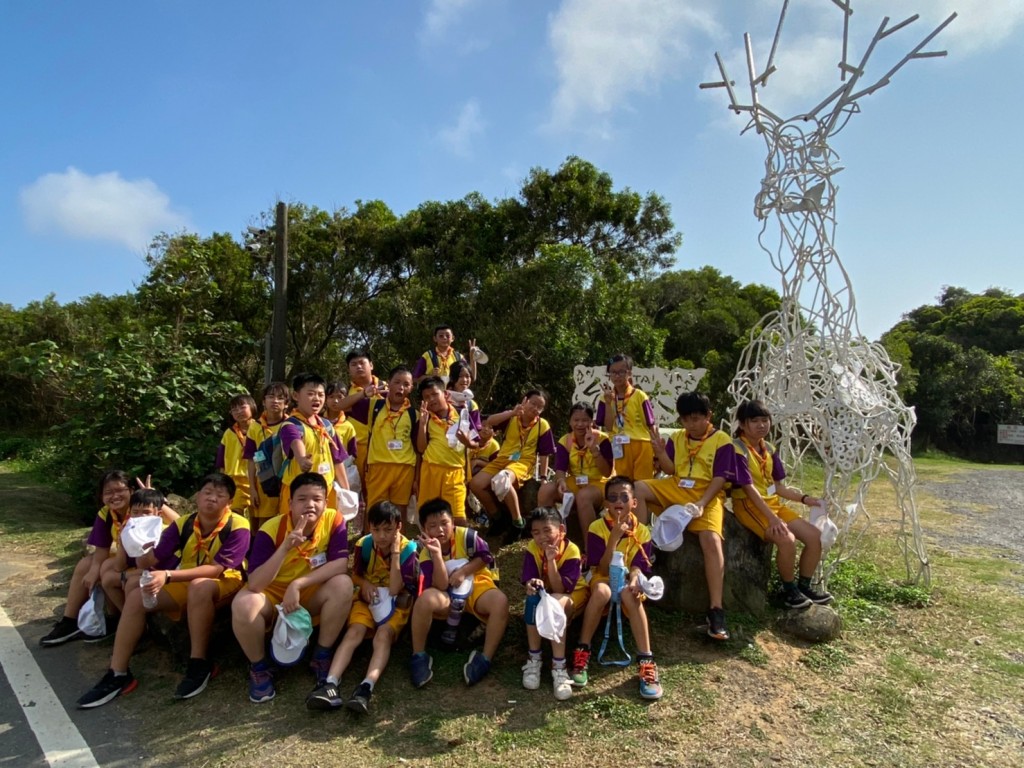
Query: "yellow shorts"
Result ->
[[463, 575, 500, 621], [348, 599, 411, 637], [355, 438, 369, 486], [615, 439, 654, 481], [481, 457, 532, 484], [161, 573, 244, 621], [366, 462, 415, 507], [261, 581, 322, 609], [418, 462, 467, 518], [644, 478, 725, 537], [250, 490, 280, 525], [552, 582, 589, 616], [732, 496, 800, 540]]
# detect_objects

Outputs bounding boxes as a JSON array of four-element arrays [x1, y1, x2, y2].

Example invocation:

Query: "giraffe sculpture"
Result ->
[[701, 1, 956, 585]]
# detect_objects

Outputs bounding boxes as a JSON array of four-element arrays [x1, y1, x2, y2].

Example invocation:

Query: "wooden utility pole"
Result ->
[[271, 201, 288, 382]]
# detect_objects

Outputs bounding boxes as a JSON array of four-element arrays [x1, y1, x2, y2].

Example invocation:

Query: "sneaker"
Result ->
[[783, 589, 812, 610], [552, 665, 572, 701], [569, 646, 591, 687], [512, 517, 526, 529], [40, 616, 82, 647], [173, 658, 212, 700], [83, 615, 119, 644], [346, 682, 372, 714], [463, 650, 491, 686], [76, 670, 137, 709], [799, 583, 835, 605], [521, 656, 542, 690], [707, 607, 730, 641], [410, 652, 434, 688], [306, 680, 343, 710], [310, 652, 332, 685], [638, 659, 663, 700], [248, 666, 275, 703]]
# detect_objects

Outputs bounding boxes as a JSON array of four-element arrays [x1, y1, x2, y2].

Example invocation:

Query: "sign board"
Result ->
[[572, 366, 707, 428], [997, 424, 1024, 446]]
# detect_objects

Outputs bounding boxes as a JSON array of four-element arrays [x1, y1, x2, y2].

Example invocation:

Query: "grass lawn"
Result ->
[[3, 457, 1022, 768]]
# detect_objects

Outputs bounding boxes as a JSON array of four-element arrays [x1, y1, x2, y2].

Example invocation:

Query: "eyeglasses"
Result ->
[[606, 493, 632, 502]]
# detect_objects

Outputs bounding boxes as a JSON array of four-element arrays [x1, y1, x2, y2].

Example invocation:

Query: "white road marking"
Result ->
[[0, 603, 99, 768]]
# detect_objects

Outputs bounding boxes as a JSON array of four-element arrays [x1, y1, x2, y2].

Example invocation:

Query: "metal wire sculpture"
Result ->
[[701, 1, 956, 585]]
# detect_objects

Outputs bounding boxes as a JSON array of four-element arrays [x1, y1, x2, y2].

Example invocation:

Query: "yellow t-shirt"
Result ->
[[367, 397, 417, 466], [422, 405, 467, 468]]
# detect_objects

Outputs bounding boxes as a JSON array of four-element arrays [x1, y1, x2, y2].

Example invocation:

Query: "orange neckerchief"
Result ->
[[231, 423, 248, 448], [381, 398, 412, 437], [567, 432, 591, 476], [193, 509, 232, 565], [684, 423, 715, 476], [516, 416, 539, 455], [429, 404, 457, 429], [286, 512, 328, 563], [433, 347, 456, 376], [741, 436, 771, 482], [108, 506, 128, 545], [602, 511, 651, 568], [330, 411, 347, 427]]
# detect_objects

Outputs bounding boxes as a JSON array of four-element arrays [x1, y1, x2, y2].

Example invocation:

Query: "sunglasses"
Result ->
[[606, 493, 633, 503]]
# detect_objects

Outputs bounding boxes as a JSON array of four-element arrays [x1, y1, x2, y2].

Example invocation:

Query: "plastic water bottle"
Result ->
[[140, 569, 158, 609], [609, 551, 626, 600], [442, 594, 466, 645]]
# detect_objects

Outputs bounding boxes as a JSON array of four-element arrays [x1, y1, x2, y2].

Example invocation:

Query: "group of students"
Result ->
[[38, 331, 834, 712]]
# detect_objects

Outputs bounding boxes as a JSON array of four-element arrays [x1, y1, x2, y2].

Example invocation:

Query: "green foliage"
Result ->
[[17, 329, 243, 506], [882, 286, 1024, 459]]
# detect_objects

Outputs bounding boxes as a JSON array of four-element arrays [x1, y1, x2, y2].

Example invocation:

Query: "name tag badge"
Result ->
[[613, 434, 631, 445], [308, 552, 327, 569], [253, 450, 266, 462], [679, 478, 696, 489], [510, 450, 521, 461], [575, 475, 589, 486], [317, 462, 331, 475], [766, 484, 777, 496], [612, 443, 624, 460], [387, 440, 404, 451]]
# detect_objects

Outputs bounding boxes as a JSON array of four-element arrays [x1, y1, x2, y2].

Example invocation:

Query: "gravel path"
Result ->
[[918, 468, 1024, 567]]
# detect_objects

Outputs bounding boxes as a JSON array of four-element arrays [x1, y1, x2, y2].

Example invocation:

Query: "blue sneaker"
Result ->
[[248, 665, 275, 703], [638, 659, 663, 701], [410, 652, 433, 688], [463, 650, 491, 686]]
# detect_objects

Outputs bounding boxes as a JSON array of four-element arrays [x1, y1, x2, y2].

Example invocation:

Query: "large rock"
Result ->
[[777, 603, 842, 642], [652, 511, 774, 616]]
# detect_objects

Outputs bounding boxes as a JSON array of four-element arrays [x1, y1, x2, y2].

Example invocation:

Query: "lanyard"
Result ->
[[601, 513, 651, 569], [516, 417, 538, 456], [614, 386, 634, 429], [568, 433, 590, 476], [382, 400, 411, 438], [193, 510, 231, 565]]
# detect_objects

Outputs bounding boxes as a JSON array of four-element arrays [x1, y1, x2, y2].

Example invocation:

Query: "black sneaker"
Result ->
[[306, 680, 343, 710], [76, 669, 137, 709], [40, 616, 82, 647], [346, 682, 372, 714], [783, 589, 812, 610], [174, 659, 212, 700], [83, 614, 120, 644], [707, 607, 730, 641], [799, 583, 835, 605]]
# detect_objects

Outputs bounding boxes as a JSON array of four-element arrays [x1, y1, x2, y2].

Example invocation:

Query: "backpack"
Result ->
[[254, 415, 338, 498], [428, 348, 466, 374], [359, 536, 421, 595]]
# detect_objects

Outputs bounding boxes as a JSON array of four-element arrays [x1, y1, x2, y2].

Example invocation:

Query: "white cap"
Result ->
[[269, 605, 313, 666], [77, 585, 107, 637], [370, 592, 396, 625], [449, 389, 474, 405], [636, 574, 665, 601], [651, 504, 693, 551], [535, 589, 567, 643], [470, 347, 489, 364], [120, 516, 164, 558], [335, 487, 360, 521], [491, 470, 512, 501], [559, 492, 575, 520]]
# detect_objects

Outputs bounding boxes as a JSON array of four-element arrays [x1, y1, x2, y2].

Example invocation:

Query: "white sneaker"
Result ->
[[521, 656, 542, 690], [552, 665, 572, 701]]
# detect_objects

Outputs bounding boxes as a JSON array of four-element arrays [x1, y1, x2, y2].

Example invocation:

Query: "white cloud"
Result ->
[[421, 0, 478, 42], [547, 0, 721, 130], [20, 167, 188, 251], [439, 100, 485, 157], [857, 0, 1024, 55]]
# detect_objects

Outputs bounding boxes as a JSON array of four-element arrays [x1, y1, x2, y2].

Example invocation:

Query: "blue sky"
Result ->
[[2, 0, 1021, 341]]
